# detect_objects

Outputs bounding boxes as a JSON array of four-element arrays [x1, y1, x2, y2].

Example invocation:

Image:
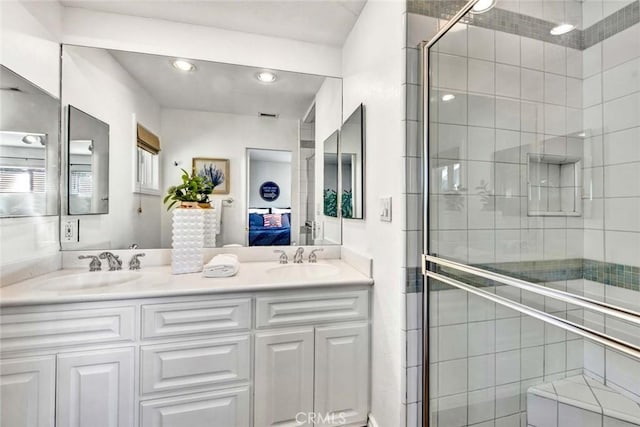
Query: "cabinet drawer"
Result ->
[[255, 290, 369, 328], [141, 298, 251, 339], [0, 306, 135, 353], [140, 335, 250, 395], [140, 386, 250, 427]]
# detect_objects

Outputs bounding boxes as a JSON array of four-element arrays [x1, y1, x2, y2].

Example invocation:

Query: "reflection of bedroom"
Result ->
[[247, 149, 293, 246]]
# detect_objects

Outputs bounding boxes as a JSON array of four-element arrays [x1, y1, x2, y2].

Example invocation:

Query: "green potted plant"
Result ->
[[163, 169, 212, 210]]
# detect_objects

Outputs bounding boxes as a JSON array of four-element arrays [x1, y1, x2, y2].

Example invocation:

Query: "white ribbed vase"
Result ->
[[202, 208, 217, 248], [171, 208, 204, 274]]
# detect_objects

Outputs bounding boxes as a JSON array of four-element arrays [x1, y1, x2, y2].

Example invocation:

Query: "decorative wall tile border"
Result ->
[[482, 258, 584, 283], [407, 0, 640, 50], [406, 266, 423, 293], [410, 258, 640, 293], [583, 259, 640, 290], [582, 0, 640, 48]]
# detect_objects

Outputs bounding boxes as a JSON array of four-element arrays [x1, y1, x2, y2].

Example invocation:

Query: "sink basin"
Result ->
[[38, 271, 142, 292], [266, 263, 340, 280]]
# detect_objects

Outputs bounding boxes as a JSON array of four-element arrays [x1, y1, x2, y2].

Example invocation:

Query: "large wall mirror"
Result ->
[[340, 104, 365, 219], [0, 65, 59, 218], [60, 44, 342, 250], [67, 106, 110, 215]]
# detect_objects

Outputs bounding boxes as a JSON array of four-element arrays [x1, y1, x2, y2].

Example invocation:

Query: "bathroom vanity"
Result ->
[[0, 259, 373, 427]]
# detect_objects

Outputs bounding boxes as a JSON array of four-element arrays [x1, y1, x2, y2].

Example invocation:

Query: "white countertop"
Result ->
[[0, 259, 373, 306]]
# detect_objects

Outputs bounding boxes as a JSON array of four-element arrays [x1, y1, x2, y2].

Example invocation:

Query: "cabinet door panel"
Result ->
[[315, 324, 369, 427], [254, 328, 314, 427], [140, 386, 250, 427], [0, 356, 55, 427], [57, 347, 134, 427]]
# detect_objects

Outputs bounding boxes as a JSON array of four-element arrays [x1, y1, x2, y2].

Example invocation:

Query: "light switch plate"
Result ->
[[62, 219, 79, 243], [380, 197, 392, 222]]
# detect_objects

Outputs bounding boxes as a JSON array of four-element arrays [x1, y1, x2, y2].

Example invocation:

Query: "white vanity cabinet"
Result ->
[[314, 324, 369, 427], [0, 356, 56, 427], [57, 347, 135, 427], [0, 286, 371, 427], [253, 291, 370, 427], [254, 328, 315, 427]]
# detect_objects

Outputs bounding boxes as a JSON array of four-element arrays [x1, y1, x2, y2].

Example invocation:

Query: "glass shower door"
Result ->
[[421, 0, 640, 426]]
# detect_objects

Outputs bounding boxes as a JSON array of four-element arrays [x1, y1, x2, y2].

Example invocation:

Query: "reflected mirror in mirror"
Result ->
[[67, 106, 110, 215], [247, 149, 293, 246], [60, 45, 342, 249], [0, 65, 59, 217], [323, 130, 339, 218], [341, 104, 365, 219]]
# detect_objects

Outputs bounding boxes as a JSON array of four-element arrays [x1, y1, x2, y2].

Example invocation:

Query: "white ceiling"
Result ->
[[108, 49, 333, 119], [60, 0, 367, 47]]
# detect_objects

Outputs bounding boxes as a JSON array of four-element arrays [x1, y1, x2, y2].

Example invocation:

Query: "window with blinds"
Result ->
[[135, 123, 160, 194], [0, 167, 46, 193], [69, 170, 93, 196]]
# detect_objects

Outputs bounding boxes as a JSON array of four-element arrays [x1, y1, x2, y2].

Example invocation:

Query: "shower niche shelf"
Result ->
[[527, 153, 582, 217]]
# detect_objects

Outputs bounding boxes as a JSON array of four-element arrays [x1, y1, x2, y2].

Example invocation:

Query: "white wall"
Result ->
[[341, 1, 406, 426], [160, 109, 299, 247], [249, 159, 292, 208], [0, 0, 62, 283], [0, 1, 62, 97], [62, 7, 342, 78], [61, 45, 162, 250]]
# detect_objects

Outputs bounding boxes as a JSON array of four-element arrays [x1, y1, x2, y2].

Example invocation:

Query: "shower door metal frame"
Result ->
[[419, 1, 640, 425], [420, 1, 482, 425]]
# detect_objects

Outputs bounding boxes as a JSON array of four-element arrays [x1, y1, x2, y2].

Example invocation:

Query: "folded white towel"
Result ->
[[203, 254, 239, 278]]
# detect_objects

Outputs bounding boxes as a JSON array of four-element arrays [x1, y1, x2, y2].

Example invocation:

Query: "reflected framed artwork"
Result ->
[[192, 157, 230, 194]]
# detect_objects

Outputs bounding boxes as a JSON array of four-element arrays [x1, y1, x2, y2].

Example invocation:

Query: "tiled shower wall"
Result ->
[[582, 11, 640, 276], [404, 1, 640, 426], [580, 6, 640, 405]]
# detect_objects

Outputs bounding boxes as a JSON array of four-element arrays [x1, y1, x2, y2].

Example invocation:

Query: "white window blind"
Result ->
[[0, 167, 46, 193], [137, 147, 159, 192], [70, 170, 93, 196]]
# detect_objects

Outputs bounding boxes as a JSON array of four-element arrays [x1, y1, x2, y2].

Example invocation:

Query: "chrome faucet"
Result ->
[[308, 248, 324, 263], [293, 247, 305, 264], [274, 250, 288, 264], [128, 253, 145, 270], [78, 255, 101, 271], [99, 252, 122, 271]]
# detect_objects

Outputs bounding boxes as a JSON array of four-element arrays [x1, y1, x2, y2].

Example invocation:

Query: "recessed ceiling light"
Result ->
[[256, 71, 277, 83], [442, 94, 456, 102], [471, 0, 496, 14], [550, 23, 575, 35], [171, 59, 196, 72]]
